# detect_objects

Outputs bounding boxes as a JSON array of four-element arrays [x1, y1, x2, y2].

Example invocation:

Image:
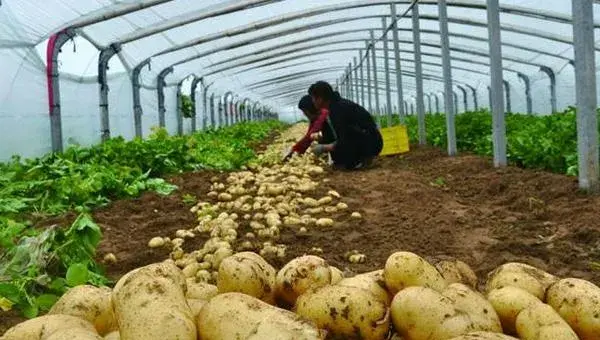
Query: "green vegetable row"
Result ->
[[379, 107, 593, 176]]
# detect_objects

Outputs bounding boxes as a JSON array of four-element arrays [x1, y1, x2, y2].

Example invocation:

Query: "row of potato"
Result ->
[[4, 250, 600, 339]]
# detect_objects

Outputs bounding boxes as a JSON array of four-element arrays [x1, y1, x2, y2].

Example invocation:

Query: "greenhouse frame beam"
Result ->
[[503, 80, 512, 113], [209, 93, 216, 129], [176, 80, 184, 136], [465, 84, 478, 111], [190, 76, 203, 131], [573, 0, 600, 192], [517, 73, 533, 114], [371, 31, 381, 117], [456, 85, 468, 112], [382, 17, 393, 125], [157, 67, 173, 128], [391, 4, 406, 121], [203, 82, 214, 128], [488, 0, 507, 167], [98, 43, 121, 142], [439, 0, 456, 156], [424, 94, 432, 113], [223, 91, 234, 126], [539, 66, 557, 113], [131, 59, 150, 137], [412, 3, 425, 143], [359, 49, 365, 107]]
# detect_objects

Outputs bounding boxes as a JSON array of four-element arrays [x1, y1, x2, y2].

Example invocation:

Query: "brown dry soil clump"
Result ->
[[3, 146, 600, 334]]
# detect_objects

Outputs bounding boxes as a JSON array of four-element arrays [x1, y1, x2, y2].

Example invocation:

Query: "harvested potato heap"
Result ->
[[5, 251, 600, 340], [145, 124, 360, 285]]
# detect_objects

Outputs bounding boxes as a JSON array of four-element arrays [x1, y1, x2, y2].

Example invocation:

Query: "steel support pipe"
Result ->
[[503, 80, 512, 113], [210, 93, 216, 128], [456, 85, 468, 112], [203, 82, 214, 128], [348, 64, 353, 101], [218, 97, 224, 127], [465, 84, 478, 111], [223, 92, 233, 126], [433, 92, 440, 113], [370, 30, 381, 119], [517, 72, 532, 114], [157, 67, 174, 128], [573, 0, 600, 191], [404, 101, 409, 115], [353, 57, 360, 105], [190, 76, 203, 132], [131, 59, 150, 138], [98, 43, 121, 142], [453, 91, 459, 114], [487, 86, 492, 109], [424, 93, 432, 113], [411, 3, 426, 143], [438, 0, 456, 155], [48, 29, 77, 152], [540, 66, 557, 113], [382, 17, 393, 126], [391, 3, 405, 121], [365, 42, 373, 113], [359, 50, 365, 106]]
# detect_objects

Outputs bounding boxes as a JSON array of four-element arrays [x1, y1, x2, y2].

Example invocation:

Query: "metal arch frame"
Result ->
[[242, 98, 252, 121], [517, 72, 533, 114], [203, 81, 215, 128], [464, 84, 479, 111], [456, 85, 469, 112], [223, 91, 234, 126], [157, 67, 174, 128], [190, 76, 203, 131]]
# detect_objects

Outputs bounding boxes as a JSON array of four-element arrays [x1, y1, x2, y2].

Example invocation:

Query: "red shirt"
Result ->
[[292, 109, 329, 154]]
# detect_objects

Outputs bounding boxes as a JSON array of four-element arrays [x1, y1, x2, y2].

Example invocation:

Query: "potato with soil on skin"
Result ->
[[436, 259, 479, 288], [112, 261, 196, 340], [486, 286, 542, 335], [295, 285, 390, 340], [1, 314, 97, 340], [384, 251, 448, 294], [448, 332, 519, 339], [48, 285, 117, 336], [44, 327, 104, 340], [185, 278, 218, 300], [217, 251, 277, 304], [390, 286, 475, 340], [515, 303, 578, 339], [338, 270, 392, 306], [275, 255, 334, 307], [485, 262, 557, 300], [186, 298, 208, 319], [442, 283, 503, 333], [330, 266, 344, 284], [546, 277, 600, 339], [197, 292, 324, 339]]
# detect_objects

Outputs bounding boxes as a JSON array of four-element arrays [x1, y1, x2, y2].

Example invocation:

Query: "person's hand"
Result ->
[[282, 148, 295, 162], [311, 144, 327, 156], [310, 132, 322, 141]]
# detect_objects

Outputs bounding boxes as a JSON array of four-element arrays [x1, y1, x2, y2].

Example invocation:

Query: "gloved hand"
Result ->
[[310, 132, 322, 141], [282, 147, 294, 162], [311, 144, 327, 156]]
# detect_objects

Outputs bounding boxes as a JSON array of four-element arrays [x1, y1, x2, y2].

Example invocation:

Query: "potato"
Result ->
[[186, 298, 208, 319], [48, 285, 117, 335], [448, 332, 518, 339], [185, 278, 217, 300], [546, 278, 600, 339], [442, 283, 502, 333], [515, 303, 578, 339], [197, 293, 324, 339], [112, 262, 196, 340], [315, 218, 333, 227], [104, 331, 120, 340], [2, 314, 96, 340], [295, 285, 390, 340], [44, 328, 103, 340], [217, 252, 276, 303], [148, 237, 165, 248], [330, 266, 344, 284], [487, 286, 541, 335], [338, 270, 392, 305], [485, 263, 557, 300], [276, 255, 334, 306], [384, 251, 447, 294], [436, 260, 479, 288], [391, 286, 474, 340]]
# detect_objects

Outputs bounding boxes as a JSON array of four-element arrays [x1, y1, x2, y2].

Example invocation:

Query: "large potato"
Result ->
[[485, 263, 557, 300], [48, 285, 117, 335], [186, 298, 208, 319], [436, 260, 479, 288], [338, 270, 392, 305], [2, 314, 96, 340], [391, 286, 474, 340], [515, 303, 578, 339], [295, 285, 390, 340], [276, 255, 333, 306], [443, 283, 502, 333], [448, 332, 518, 339], [330, 266, 344, 284], [112, 262, 196, 340], [384, 251, 447, 294], [44, 328, 103, 340], [185, 278, 217, 300], [197, 292, 324, 339], [486, 286, 541, 335], [217, 252, 276, 303], [546, 278, 600, 339]]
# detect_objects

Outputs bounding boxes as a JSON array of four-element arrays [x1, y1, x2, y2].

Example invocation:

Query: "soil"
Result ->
[[3, 145, 600, 334]]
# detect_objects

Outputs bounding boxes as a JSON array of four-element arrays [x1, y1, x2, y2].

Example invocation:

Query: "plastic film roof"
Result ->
[[2, 0, 600, 121]]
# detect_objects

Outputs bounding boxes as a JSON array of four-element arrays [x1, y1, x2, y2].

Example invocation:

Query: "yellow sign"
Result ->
[[379, 125, 410, 156]]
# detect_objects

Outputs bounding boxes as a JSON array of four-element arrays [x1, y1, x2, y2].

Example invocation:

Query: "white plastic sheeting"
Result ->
[[1, 0, 600, 160]]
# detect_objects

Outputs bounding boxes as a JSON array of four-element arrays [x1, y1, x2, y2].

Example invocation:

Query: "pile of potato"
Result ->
[[145, 125, 361, 284], [5, 251, 600, 340]]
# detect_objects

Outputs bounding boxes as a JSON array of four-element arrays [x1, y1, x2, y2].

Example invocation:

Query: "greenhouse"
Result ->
[[2, 0, 600, 339]]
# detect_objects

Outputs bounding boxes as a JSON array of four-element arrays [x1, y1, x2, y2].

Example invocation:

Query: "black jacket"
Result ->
[[321, 94, 383, 168]]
